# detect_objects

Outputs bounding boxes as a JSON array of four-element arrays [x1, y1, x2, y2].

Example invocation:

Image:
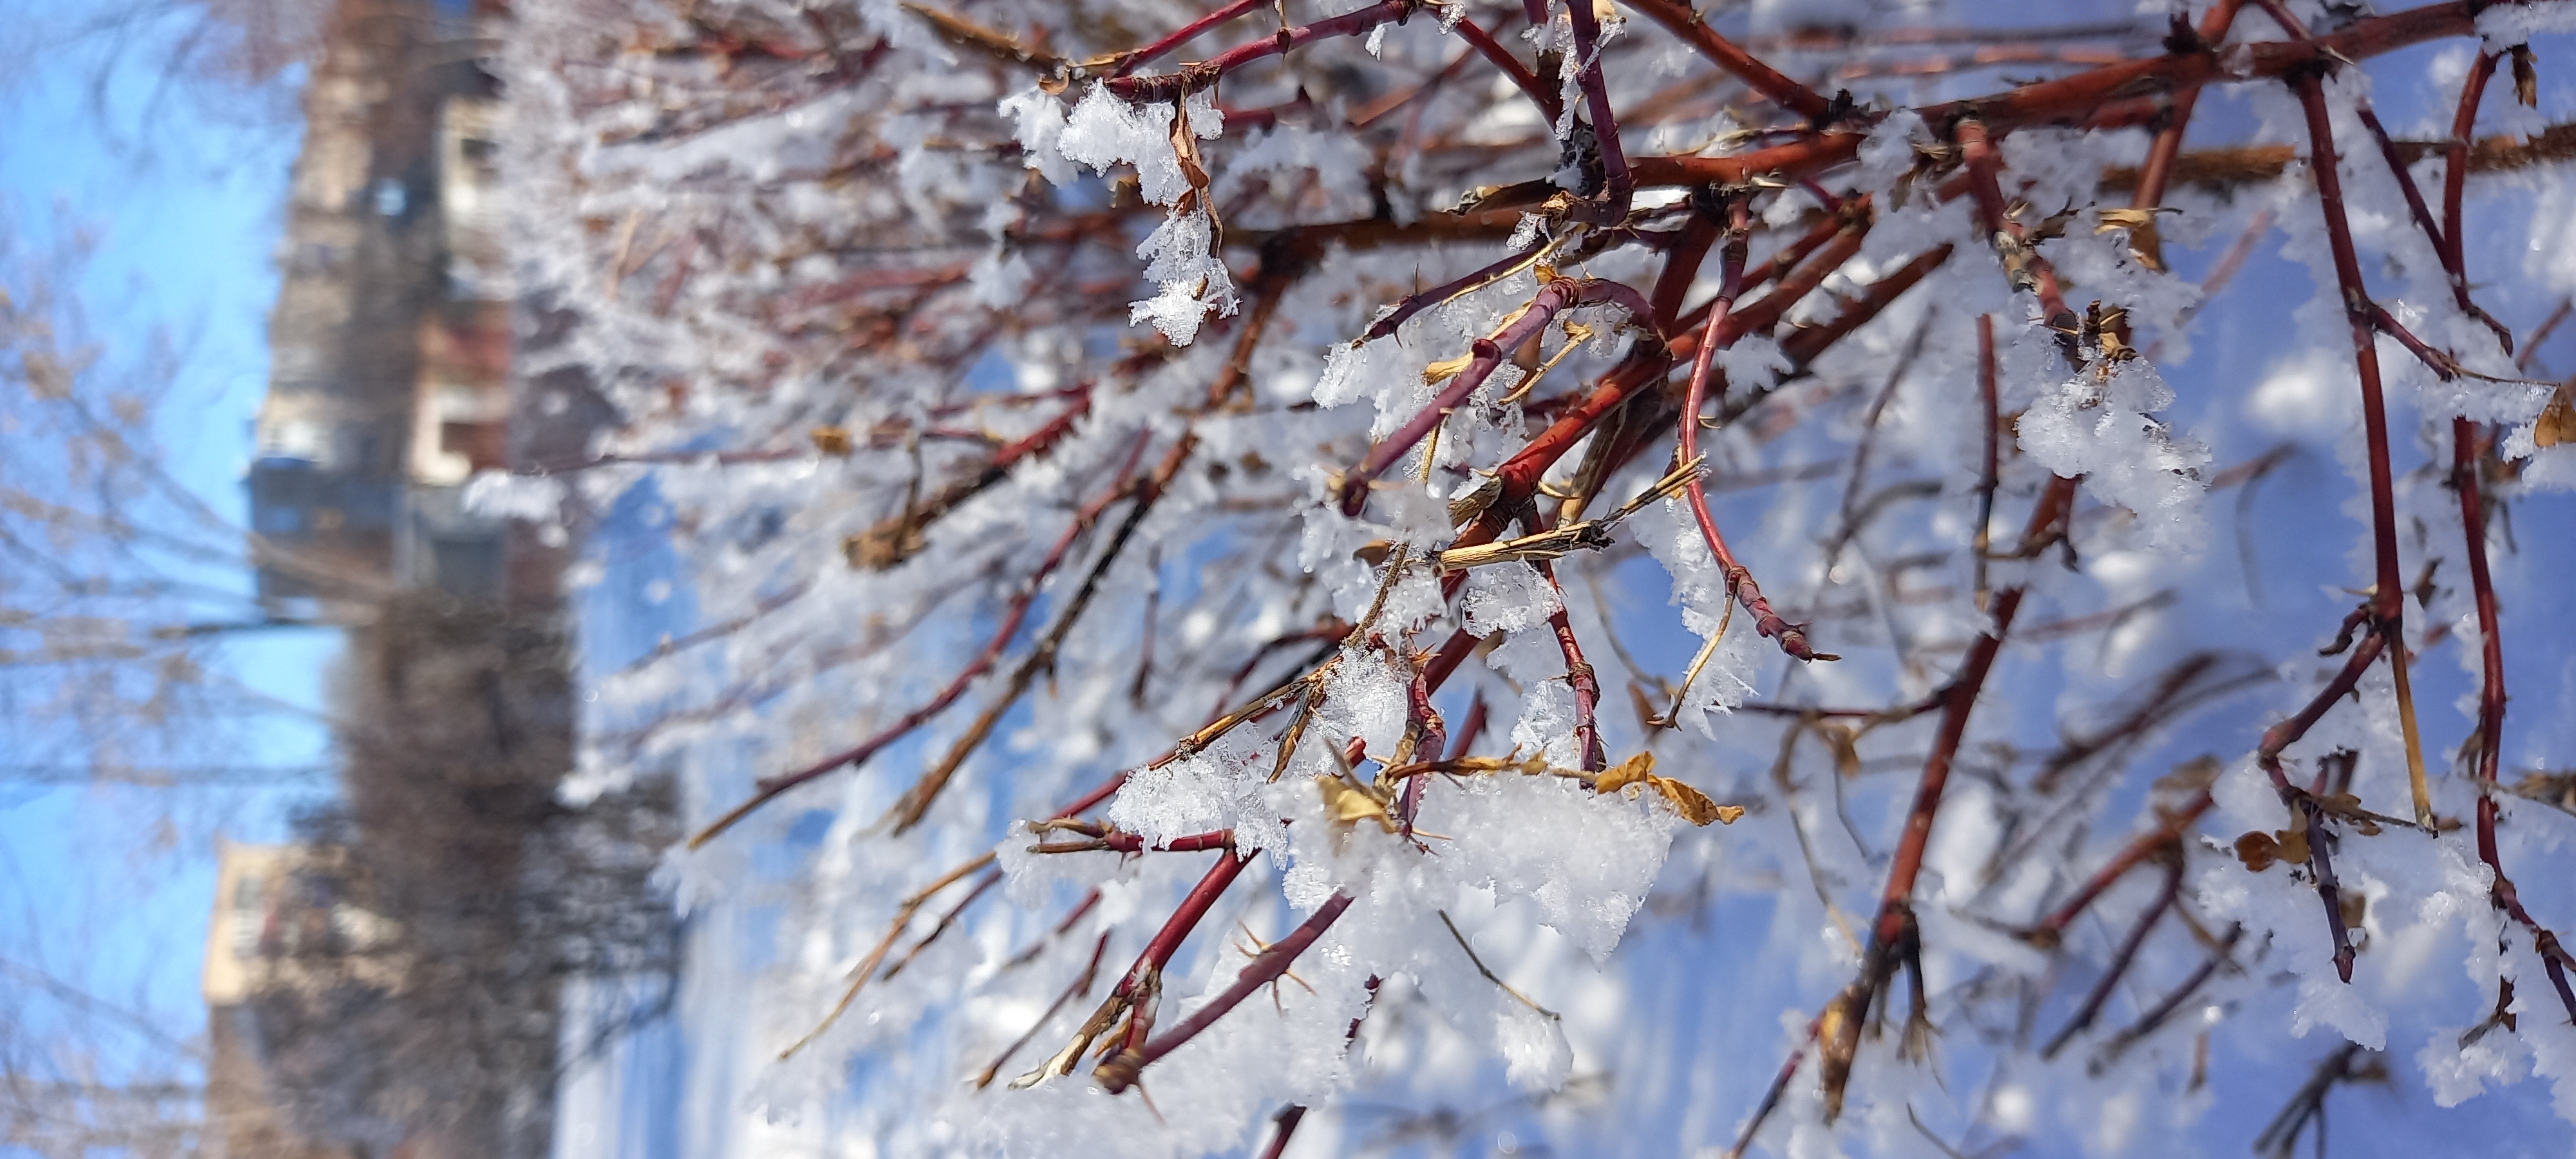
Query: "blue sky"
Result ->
[[0, 0, 330, 1090]]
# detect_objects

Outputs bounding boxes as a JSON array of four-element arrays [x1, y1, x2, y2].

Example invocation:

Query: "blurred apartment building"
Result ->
[[214, 3, 566, 1157], [246, 0, 523, 614], [201, 842, 415, 1159]]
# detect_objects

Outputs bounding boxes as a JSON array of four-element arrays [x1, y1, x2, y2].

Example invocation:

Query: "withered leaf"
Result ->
[[2094, 207, 2175, 231], [1167, 100, 1213, 216], [1594, 751, 1655, 795], [2275, 825, 2311, 865], [2512, 45, 2539, 109], [1651, 777, 1741, 825], [1423, 353, 1474, 385], [1317, 775, 1396, 833], [2096, 207, 2179, 273], [2316, 791, 2383, 835], [2235, 830, 2280, 872], [810, 425, 854, 456], [2535, 381, 2576, 449]]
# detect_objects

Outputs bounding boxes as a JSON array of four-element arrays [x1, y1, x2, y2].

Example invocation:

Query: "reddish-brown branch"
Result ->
[[2291, 68, 2433, 829], [888, 435, 1199, 833], [2353, 93, 2515, 351], [1648, 206, 1719, 329], [1537, 561, 1607, 770], [846, 390, 1095, 570], [1453, 15, 1562, 126], [1722, 1017, 1822, 1159], [2454, 419, 2576, 1021], [2124, 2, 2249, 229], [1627, 1, 2490, 197], [1130, 851, 1255, 989], [2034, 790, 2213, 939], [2256, 632, 2388, 983], [1477, 216, 1871, 574], [1564, 0, 1634, 218], [2042, 851, 2183, 1058], [1110, 0, 1269, 77], [2445, 52, 2501, 284], [1973, 314, 2001, 605], [1621, 0, 1835, 122], [1665, 200, 1828, 663], [2095, 923, 2245, 1064], [1106, 0, 1421, 102], [688, 432, 1150, 848], [1098, 892, 1357, 1092], [1804, 474, 2074, 1124], [976, 931, 1112, 1088], [1778, 244, 1955, 370], [1956, 119, 2078, 341], [1340, 278, 1658, 515], [1361, 238, 1549, 343], [1035, 827, 1239, 854], [1253, 1104, 1307, 1159]]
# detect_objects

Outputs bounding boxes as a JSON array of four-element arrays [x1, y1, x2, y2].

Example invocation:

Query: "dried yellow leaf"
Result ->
[[1651, 776, 1736, 825], [2093, 208, 2169, 231], [1318, 776, 1396, 833], [2536, 381, 2576, 449], [1594, 751, 1655, 795], [811, 426, 854, 455], [1423, 354, 1474, 385], [2096, 207, 2177, 273]]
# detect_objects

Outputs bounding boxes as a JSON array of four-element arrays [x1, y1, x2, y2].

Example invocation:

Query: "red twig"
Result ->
[[1647, 202, 1719, 330], [2444, 52, 2501, 285], [1253, 1103, 1307, 1159], [2042, 851, 2183, 1058], [1621, 0, 1835, 122], [1106, 0, 1422, 102], [688, 432, 1151, 847], [976, 931, 1113, 1088], [1795, 474, 2072, 1128], [1362, 238, 1550, 343], [1564, 0, 1634, 218], [1536, 560, 1606, 771], [1667, 198, 1828, 663], [1973, 314, 2001, 605], [1098, 892, 1357, 1092], [2454, 419, 2576, 1021], [2034, 791, 2212, 939], [2255, 632, 2388, 983], [1110, 0, 1269, 77], [2291, 67, 2434, 829], [1340, 278, 1658, 515], [1452, 15, 1562, 126]]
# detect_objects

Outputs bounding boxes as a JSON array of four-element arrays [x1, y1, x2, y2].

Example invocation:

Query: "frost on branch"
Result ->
[[493, 0, 2576, 1153], [2018, 357, 2210, 551]]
